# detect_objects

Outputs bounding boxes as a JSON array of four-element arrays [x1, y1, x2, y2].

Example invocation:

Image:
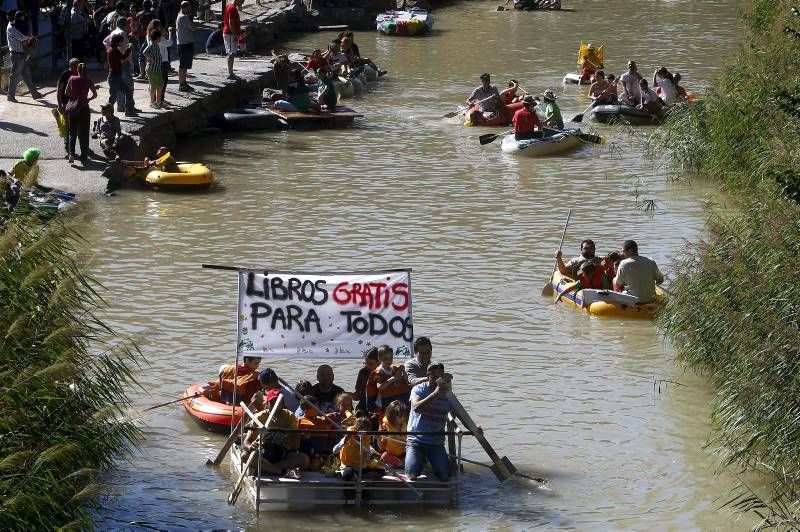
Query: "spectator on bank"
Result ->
[[104, 17, 136, 112], [223, 0, 244, 80], [57, 58, 80, 158], [143, 28, 164, 108], [70, 0, 90, 62], [205, 22, 225, 55], [106, 33, 138, 116], [135, 0, 156, 80], [5, 11, 42, 102], [65, 62, 98, 165], [175, 0, 197, 92]]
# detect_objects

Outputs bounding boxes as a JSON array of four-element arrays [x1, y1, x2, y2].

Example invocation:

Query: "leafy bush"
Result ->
[[0, 199, 141, 530]]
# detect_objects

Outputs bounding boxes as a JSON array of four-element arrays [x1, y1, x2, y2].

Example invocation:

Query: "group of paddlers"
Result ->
[[205, 337, 456, 482], [585, 61, 690, 114]]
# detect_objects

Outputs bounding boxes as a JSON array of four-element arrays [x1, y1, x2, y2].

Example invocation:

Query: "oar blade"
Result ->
[[479, 133, 499, 145], [571, 113, 584, 123], [541, 282, 554, 297], [496, 5, 505, 10]]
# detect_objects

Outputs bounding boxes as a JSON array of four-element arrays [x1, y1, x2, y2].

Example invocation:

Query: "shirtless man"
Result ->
[[588, 71, 617, 106]]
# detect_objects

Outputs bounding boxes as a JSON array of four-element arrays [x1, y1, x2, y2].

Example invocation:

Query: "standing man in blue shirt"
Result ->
[[406, 361, 452, 481]]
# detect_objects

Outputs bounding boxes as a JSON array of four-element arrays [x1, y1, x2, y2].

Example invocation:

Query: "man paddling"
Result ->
[[613, 240, 664, 303], [588, 71, 617, 106], [218, 356, 262, 404], [512, 95, 542, 140], [556, 239, 598, 277], [466, 73, 501, 125]]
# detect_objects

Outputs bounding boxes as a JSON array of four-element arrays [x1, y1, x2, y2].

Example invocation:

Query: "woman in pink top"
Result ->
[[65, 63, 98, 165]]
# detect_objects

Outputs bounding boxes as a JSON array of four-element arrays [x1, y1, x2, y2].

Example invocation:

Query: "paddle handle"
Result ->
[[550, 209, 572, 283]]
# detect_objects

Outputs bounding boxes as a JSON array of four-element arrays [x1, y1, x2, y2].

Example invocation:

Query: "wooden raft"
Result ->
[[264, 106, 364, 127]]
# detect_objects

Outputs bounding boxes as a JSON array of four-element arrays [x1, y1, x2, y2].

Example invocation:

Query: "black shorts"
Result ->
[[261, 443, 287, 464], [178, 43, 194, 69]]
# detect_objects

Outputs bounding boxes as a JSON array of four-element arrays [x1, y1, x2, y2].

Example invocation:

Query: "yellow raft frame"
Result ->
[[146, 163, 214, 187], [550, 270, 664, 319]]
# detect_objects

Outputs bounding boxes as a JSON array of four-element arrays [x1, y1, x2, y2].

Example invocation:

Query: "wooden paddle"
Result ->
[[479, 129, 513, 145], [542, 209, 572, 297], [143, 392, 200, 413], [571, 101, 596, 123], [458, 455, 547, 484], [228, 395, 283, 505], [206, 395, 263, 467], [446, 391, 514, 482]]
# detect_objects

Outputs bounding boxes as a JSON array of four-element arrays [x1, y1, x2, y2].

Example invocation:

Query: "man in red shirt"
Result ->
[[222, 0, 244, 79], [512, 95, 542, 140]]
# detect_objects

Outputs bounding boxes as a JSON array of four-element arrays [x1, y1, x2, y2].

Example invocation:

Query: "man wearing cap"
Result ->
[[466, 73, 500, 125], [541, 89, 564, 130], [218, 356, 262, 404], [406, 362, 452, 481], [512, 95, 543, 141], [175, 1, 197, 92], [243, 387, 309, 475]]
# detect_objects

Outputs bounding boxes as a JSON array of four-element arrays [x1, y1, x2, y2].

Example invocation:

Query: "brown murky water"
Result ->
[[89, 0, 753, 528]]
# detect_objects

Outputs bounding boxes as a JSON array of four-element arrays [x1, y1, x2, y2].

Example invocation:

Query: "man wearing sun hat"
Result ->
[[541, 89, 564, 130], [512, 95, 543, 140]]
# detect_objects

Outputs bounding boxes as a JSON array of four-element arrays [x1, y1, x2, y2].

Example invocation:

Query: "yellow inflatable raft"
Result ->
[[146, 163, 213, 188], [550, 270, 665, 319]]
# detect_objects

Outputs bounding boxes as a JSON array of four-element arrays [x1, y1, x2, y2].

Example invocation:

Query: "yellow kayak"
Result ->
[[146, 163, 213, 188], [550, 270, 665, 319]]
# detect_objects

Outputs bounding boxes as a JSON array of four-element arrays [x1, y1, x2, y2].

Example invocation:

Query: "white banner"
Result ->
[[237, 269, 413, 359]]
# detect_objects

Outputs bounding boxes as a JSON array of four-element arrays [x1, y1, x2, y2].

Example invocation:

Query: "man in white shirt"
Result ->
[[103, 17, 134, 111], [613, 240, 664, 303], [618, 60, 642, 107], [5, 11, 42, 102], [175, 1, 197, 92]]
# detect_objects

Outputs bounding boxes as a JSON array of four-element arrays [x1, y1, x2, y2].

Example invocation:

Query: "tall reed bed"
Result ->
[[0, 200, 141, 529], [653, 0, 800, 527]]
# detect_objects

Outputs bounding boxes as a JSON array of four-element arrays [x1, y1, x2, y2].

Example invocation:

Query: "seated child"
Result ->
[[293, 379, 313, 417], [378, 400, 408, 468], [601, 252, 622, 290], [327, 392, 355, 428], [556, 261, 611, 302], [334, 416, 384, 481], [297, 395, 333, 471]]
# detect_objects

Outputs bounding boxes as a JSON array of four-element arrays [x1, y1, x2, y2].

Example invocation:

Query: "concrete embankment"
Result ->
[[0, 0, 392, 194]]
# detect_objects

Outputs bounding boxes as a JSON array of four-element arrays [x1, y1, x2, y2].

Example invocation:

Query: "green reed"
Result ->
[[0, 198, 141, 530], [652, 0, 800, 527]]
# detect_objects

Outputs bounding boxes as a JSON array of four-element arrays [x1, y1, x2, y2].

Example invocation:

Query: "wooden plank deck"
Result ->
[[265, 106, 364, 122]]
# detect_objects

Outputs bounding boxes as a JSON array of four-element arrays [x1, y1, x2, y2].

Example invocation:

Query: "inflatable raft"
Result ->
[[222, 108, 285, 131], [182, 383, 243, 433], [146, 163, 213, 188], [562, 72, 592, 85], [550, 270, 665, 319], [376, 9, 434, 35], [500, 129, 585, 157], [463, 100, 524, 127], [588, 104, 661, 125]]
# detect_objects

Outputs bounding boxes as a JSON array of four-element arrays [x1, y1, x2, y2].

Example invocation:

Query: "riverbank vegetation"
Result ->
[[654, 0, 800, 527], [0, 202, 141, 529]]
